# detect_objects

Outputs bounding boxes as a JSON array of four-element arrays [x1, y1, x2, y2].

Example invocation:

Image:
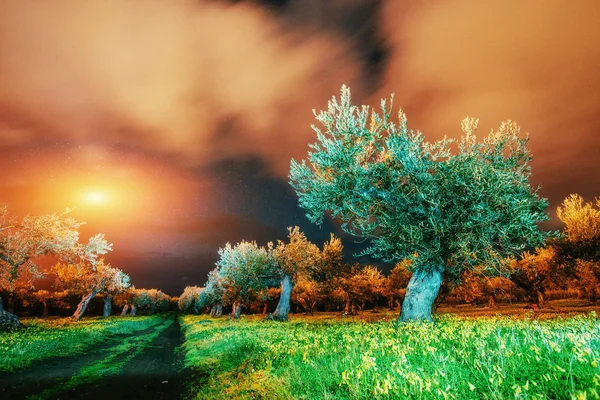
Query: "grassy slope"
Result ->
[[180, 313, 600, 400], [0, 315, 166, 372]]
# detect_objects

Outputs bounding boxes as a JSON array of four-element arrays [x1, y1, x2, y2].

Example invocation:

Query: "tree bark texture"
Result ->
[[231, 302, 242, 319], [7, 293, 14, 314], [42, 300, 49, 318], [0, 296, 22, 328], [399, 268, 443, 322], [103, 295, 113, 318], [121, 304, 130, 317], [272, 274, 293, 321], [130, 303, 137, 316], [73, 291, 98, 320]]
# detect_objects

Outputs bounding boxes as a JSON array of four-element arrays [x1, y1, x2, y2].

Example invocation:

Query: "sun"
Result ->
[[83, 191, 109, 205]]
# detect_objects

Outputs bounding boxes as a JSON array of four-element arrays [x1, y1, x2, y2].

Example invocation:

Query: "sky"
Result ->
[[1, 0, 599, 295]]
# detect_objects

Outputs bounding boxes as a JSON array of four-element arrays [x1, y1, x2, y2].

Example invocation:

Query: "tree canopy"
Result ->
[[290, 86, 550, 321]]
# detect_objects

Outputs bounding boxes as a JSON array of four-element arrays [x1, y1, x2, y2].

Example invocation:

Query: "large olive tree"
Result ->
[[290, 87, 550, 321]]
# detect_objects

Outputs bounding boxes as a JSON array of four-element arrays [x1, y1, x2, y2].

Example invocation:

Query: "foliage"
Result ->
[[181, 314, 600, 399], [341, 265, 385, 311], [53, 259, 128, 299], [557, 194, 600, 245], [0, 207, 85, 295], [134, 288, 171, 314], [575, 260, 600, 303], [291, 277, 322, 314], [382, 260, 412, 309], [215, 240, 275, 306], [203, 269, 227, 308], [179, 286, 205, 313], [509, 247, 562, 306], [290, 86, 550, 279], [273, 227, 320, 281]]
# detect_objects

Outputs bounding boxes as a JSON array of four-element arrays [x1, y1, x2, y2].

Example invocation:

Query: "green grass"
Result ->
[[180, 313, 600, 400], [0, 315, 166, 372]]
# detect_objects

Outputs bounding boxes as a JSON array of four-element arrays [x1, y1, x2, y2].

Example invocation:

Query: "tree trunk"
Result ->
[[7, 293, 14, 314], [0, 296, 22, 329], [210, 304, 217, 317], [130, 303, 137, 316], [103, 295, 113, 318], [344, 299, 350, 314], [215, 303, 222, 317], [121, 304, 130, 317], [536, 290, 545, 309], [272, 274, 293, 321], [399, 268, 443, 322], [42, 300, 49, 318], [73, 291, 98, 320], [488, 295, 496, 309], [231, 301, 242, 319], [262, 303, 268, 315]]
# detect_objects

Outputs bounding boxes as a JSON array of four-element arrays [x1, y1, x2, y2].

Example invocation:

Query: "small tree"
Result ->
[[291, 277, 322, 314], [179, 286, 204, 314], [101, 269, 131, 318], [216, 241, 273, 319], [204, 269, 226, 317], [342, 265, 385, 312], [290, 86, 550, 321], [0, 207, 84, 327], [509, 246, 558, 308], [269, 227, 320, 321], [132, 289, 170, 314], [32, 290, 52, 317], [53, 258, 124, 320], [574, 260, 600, 303], [382, 260, 412, 310]]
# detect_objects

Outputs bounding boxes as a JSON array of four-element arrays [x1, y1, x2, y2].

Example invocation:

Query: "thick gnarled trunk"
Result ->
[[0, 296, 22, 329], [73, 291, 98, 320], [272, 274, 293, 321], [103, 295, 113, 318], [399, 268, 443, 322]]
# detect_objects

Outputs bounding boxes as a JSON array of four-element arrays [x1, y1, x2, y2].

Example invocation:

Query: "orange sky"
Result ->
[[1, 0, 599, 294]]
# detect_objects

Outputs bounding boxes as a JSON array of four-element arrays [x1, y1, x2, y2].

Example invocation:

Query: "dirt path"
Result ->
[[0, 315, 189, 400]]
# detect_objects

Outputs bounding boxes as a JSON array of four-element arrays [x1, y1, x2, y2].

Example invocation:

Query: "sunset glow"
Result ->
[[83, 191, 109, 205]]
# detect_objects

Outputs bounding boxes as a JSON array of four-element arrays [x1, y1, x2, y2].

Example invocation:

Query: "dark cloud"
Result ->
[[1, 0, 599, 294]]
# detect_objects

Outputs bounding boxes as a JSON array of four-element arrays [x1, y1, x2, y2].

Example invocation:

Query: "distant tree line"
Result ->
[[179, 193, 600, 318], [0, 207, 173, 328]]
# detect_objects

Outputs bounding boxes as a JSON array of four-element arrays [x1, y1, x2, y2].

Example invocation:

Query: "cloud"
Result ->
[[0, 0, 362, 174], [377, 0, 600, 215]]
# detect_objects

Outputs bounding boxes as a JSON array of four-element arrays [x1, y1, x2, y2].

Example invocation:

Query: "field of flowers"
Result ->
[[0, 315, 166, 372], [180, 313, 600, 399]]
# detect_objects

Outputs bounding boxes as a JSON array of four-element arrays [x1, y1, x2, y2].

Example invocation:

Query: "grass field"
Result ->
[[0, 315, 166, 372], [180, 313, 600, 399]]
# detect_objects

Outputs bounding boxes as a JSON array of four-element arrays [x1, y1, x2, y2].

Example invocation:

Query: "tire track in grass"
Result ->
[[29, 315, 175, 399]]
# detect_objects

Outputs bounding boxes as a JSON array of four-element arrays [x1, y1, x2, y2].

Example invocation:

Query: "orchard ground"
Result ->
[[1, 300, 599, 400]]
